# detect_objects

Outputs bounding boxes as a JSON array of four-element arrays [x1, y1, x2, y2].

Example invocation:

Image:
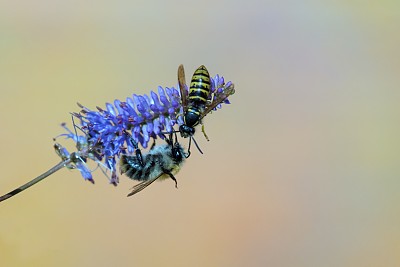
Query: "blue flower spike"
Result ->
[[0, 65, 235, 203]]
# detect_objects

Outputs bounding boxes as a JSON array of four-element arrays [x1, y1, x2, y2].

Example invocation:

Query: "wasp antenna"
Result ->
[[191, 137, 203, 155], [174, 131, 179, 144]]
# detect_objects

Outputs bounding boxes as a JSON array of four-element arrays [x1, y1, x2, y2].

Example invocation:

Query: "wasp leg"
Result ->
[[201, 123, 210, 141]]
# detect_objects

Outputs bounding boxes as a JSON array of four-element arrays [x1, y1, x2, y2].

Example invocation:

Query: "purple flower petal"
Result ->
[[106, 103, 116, 116]]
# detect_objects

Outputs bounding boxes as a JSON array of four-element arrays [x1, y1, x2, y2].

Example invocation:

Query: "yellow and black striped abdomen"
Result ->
[[188, 65, 211, 105]]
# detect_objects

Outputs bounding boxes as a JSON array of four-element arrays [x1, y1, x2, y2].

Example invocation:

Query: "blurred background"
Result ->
[[1, 0, 399, 266]]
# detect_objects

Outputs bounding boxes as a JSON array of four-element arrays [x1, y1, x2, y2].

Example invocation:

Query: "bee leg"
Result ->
[[163, 169, 178, 189], [135, 147, 144, 167], [128, 136, 144, 167], [122, 130, 145, 166], [201, 123, 210, 141], [149, 139, 156, 150]]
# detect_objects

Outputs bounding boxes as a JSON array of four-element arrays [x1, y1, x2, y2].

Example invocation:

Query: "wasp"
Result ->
[[120, 133, 186, 196], [177, 64, 235, 156]]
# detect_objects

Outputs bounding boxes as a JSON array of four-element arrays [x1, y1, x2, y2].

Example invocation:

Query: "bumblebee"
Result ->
[[120, 133, 186, 196], [177, 64, 235, 155]]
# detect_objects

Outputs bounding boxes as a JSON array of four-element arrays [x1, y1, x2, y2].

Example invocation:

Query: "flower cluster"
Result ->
[[56, 69, 235, 185]]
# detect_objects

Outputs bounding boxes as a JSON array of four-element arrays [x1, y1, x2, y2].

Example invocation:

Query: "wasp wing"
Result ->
[[127, 177, 160, 197], [178, 64, 188, 113], [200, 83, 235, 121]]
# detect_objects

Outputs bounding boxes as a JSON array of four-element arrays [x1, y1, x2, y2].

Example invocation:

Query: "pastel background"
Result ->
[[1, 1, 399, 266]]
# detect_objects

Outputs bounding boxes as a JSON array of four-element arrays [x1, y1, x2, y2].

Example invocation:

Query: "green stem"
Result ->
[[0, 160, 69, 203]]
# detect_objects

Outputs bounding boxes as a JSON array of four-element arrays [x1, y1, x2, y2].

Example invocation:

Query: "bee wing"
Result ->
[[127, 177, 160, 197], [200, 83, 235, 121], [178, 64, 188, 112]]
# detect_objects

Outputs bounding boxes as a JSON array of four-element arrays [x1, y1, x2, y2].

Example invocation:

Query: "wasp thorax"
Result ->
[[184, 111, 201, 128]]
